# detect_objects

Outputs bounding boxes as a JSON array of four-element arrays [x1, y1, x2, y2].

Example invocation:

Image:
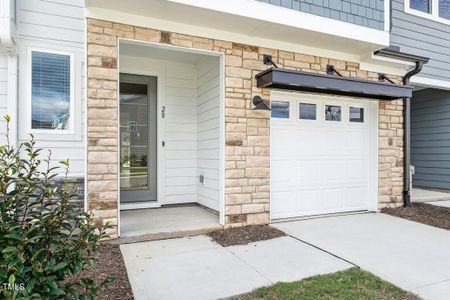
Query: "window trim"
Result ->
[[27, 47, 75, 134], [405, 0, 450, 25]]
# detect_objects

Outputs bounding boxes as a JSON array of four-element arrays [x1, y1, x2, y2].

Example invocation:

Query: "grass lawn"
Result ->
[[237, 268, 419, 300]]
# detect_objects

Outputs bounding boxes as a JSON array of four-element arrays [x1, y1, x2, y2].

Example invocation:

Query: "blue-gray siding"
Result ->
[[411, 89, 450, 190], [256, 0, 385, 30], [391, 0, 450, 82]]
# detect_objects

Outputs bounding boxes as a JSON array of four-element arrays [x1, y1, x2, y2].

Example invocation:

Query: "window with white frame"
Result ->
[[30, 50, 73, 131], [440, 0, 450, 19], [407, 0, 450, 23]]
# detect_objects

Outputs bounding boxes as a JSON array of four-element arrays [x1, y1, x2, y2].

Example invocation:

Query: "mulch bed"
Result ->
[[208, 225, 286, 247], [86, 243, 134, 300], [382, 202, 450, 231]]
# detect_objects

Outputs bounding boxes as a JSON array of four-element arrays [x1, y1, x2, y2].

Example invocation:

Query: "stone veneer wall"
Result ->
[[378, 100, 404, 207], [86, 18, 404, 236]]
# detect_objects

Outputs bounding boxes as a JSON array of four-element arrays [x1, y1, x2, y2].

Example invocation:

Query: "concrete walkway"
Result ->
[[429, 200, 450, 208], [273, 213, 450, 300], [120, 235, 352, 300], [412, 188, 450, 203]]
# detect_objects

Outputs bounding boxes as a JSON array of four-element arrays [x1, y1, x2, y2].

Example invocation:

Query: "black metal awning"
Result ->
[[255, 68, 412, 100]]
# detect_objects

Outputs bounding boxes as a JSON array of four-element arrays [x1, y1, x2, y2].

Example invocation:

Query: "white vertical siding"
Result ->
[[16, 0, 85, 176], [196, 58, 220, 211]]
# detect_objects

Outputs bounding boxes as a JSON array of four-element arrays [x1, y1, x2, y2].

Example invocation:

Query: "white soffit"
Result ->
[[410, 77, 450, 90], [86, 0, 389, 61], [359, 52, 415, 77]]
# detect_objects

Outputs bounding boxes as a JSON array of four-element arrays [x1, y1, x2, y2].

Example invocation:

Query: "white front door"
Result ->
[[270, 92, 378, 220]]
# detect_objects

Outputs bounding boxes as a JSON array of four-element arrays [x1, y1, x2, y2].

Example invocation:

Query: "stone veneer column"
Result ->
[[378, 99, 405, 208], [86, 18, 404, 236]]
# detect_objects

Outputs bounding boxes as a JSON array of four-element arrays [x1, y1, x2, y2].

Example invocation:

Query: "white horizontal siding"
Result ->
[[16, 0, 86, 177], [17, 0, 84, 46], [196, 58, 220, 211], [164, 62, 198, 204], [0, 55, 8, 145]]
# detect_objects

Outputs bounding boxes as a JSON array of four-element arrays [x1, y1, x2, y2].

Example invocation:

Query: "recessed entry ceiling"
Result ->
[[119, 41, 218, 64]]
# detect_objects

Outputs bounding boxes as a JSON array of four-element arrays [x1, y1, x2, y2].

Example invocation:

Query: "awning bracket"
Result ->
[[326, 65, 343, 77], [263, 54, 279, 69]]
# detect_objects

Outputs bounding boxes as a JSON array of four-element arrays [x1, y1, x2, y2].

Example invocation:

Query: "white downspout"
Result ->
[[1, 0, 18, 145], [0, 0, 17, 51]]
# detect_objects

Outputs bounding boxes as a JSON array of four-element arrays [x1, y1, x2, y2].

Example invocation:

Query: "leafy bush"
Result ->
[[0, 116, 112, 299]]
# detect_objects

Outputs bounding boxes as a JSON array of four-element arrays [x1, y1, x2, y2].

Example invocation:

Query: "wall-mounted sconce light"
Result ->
[[252, 95, 271, 110]]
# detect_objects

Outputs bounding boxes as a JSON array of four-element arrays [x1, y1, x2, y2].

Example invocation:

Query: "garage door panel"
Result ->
[[271, 159, 296, 188], [344, 132, 369, 154], [319, 130, 346, 156], [322, 160, 347, 181], [345, 186, 368, 208], [346, 159, 369, 180], [271, 95, 373, 219], [271, 191, 296, 218], [296, 189, 322, 212], [297, 160, 322, 182], [322, 188, 344, 211]]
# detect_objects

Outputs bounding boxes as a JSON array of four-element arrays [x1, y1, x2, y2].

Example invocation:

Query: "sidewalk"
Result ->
[[120, 235, 351, 300]]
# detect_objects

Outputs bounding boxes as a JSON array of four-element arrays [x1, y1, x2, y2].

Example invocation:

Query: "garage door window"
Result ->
[[325, 105, 341, 121], [299, 103, 316, 120], [271, 101, 290, 118], [349, 107, 364, 123]]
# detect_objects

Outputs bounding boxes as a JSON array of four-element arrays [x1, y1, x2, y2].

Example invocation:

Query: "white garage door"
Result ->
[[270, 92, 377, 220]]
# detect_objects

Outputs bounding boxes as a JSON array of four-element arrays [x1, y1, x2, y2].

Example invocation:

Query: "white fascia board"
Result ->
[[86, 7, 362, 62], [411, 77, 450, 90], [168, 0, 389, 46]]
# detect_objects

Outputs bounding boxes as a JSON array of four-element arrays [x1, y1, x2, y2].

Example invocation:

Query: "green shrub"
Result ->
[[0, 116, 112, 299]]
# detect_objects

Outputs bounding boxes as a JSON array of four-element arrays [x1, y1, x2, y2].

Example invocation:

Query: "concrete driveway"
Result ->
[[429, 200, 450, 208], [120, 235, 351, 300], [273, 213, 450, 300]]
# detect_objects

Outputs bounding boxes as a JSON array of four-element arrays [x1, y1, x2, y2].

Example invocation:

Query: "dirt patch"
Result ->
[[382, 202, 450, 231], [208, 225, 286, 247], [84, 243, 134, 300]]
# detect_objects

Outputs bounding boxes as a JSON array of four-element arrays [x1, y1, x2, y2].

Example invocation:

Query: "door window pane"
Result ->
[[120, 82, 149, 190], [440, 0, 450, 19], [271, 101, 290, 118], [349, 107, 364, 123], [31, 51, 71, 130], [325, 105, 341, 121], [299, 103, 316, 120], [410, 0, 431, 13]]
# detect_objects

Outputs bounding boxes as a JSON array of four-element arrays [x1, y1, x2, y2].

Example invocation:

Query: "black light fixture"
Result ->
[[252, 95, 271, 110]]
